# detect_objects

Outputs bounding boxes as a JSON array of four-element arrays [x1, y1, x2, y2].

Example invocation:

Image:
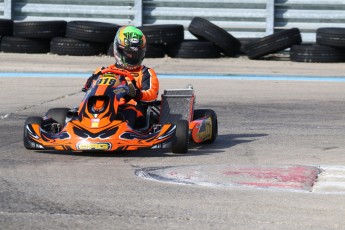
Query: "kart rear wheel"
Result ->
[[23, 116, 42, 150], [46, 108, 70, 126], [172, 119, 189, 154], [193, 109, 218, 143]]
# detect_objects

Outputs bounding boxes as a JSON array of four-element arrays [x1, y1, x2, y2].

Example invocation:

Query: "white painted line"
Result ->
[[313, 166, 345, 194]]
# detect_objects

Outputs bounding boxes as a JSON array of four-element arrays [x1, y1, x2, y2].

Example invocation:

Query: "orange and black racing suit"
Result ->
[[83, 64, 159, 128]]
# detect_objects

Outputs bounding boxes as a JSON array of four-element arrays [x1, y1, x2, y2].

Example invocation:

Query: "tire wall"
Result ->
[[1, 1, 345, 43], [1, 1, 345, 62]]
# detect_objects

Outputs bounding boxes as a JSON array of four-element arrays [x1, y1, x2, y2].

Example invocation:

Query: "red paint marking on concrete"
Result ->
[[239, 182, 304, 189], [223, 166, 320, 190], [137, 164, 321, 192]]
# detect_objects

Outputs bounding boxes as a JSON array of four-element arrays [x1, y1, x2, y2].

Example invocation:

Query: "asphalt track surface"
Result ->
[[2, 54, 345, 229]]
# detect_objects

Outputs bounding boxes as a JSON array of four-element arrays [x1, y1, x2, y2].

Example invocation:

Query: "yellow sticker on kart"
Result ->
[[97, 76, 118, 86], [196, 117, 212, 141], [76, 142, 111, 150]]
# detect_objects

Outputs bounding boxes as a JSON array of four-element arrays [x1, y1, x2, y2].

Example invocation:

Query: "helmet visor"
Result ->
[[116, 45, 145, 65]]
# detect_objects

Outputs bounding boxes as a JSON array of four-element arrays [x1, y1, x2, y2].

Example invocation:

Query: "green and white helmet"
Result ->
[[113, 26, 146, 70]]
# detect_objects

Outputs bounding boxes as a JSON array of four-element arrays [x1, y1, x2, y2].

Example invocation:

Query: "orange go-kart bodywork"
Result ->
[[24, 68, 217, 153]]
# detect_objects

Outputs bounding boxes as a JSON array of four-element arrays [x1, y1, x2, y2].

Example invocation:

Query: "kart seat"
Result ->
[[135, 101, 160, 131]]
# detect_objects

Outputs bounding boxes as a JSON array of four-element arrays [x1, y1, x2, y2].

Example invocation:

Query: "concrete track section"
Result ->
[[2, 54, 345, 229]]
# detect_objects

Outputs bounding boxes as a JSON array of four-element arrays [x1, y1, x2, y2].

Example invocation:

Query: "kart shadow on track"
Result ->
[[189, 133, 268, 151], [37, 133, 268, 157]]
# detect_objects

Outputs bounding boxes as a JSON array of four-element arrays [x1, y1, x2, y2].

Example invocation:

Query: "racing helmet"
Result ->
[[113, 26, 146, 70]]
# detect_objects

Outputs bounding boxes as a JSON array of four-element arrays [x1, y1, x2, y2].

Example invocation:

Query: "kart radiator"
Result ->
[[160, 87, 195, 124]]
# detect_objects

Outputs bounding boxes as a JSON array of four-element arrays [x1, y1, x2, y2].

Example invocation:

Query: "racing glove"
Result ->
[[128, 82, 143, 101]]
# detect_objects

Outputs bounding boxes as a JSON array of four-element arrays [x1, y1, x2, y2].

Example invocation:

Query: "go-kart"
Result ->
[[23, 68, 217, 153]]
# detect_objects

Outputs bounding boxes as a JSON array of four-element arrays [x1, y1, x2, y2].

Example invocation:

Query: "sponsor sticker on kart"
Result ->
[[195, 117, 212, 142], [76, 142, 111, 150]]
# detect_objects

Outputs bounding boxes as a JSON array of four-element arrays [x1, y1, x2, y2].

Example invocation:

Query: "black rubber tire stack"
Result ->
[[0, 19, 13, 52], [1, 20, 66, 53], [2, 18, 344, 64], [187, 17, 241, 57], [66, 21, 120, 43], [290, 27, 345, 63], [1, 36, 50, 53], [290, 44, 345, 63], [50, 37, 107, 56], [107, 42, 114, 57], [166, 40, 221, 58], [145, 43, 166, 58], [137, 24, 184, 58], [139, 24, 184, 45], [0, 19, 13, 37], [13, 21, 66, 39], [242, 28, 302, 59], [51, 21, 121, 56], [316, 28, 345, 48]]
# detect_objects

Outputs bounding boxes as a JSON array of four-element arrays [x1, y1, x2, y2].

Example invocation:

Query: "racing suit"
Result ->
[[83, 63, 159, 128]]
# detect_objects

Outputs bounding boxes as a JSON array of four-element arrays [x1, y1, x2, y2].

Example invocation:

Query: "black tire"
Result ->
[[188, 17, 241, 57], [0, 36, 50, 53], [290, 44, 345, 63], [146, 43, 166, 58], [13, 21, 66, 39], [167, 40, 221, 58], [46, 108, 70, 126], [50, 37, 106, 56], [66, 21, 121, 43], [24, 116, 43, 150], [106, 42, 114, 56], [316, 27, 345, 48], [0, 19, 13, 36], [193, 109, 218, 144], [243, 28, 302, 59], [138, 24, 184, 44], [172, 119, 189, 154], [239, 37, 260, 54]]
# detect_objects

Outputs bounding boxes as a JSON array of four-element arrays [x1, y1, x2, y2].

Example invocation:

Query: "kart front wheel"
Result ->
[[172, 119, 189, 154], [23, 116, 43, 150]]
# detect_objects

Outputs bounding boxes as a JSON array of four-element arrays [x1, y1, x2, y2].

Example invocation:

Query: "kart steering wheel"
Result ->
[[100, 68, 134, 81], [101, 68, 136, 104]]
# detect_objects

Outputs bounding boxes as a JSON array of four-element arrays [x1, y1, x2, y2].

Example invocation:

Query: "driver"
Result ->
[[82, 25, 159, 128]]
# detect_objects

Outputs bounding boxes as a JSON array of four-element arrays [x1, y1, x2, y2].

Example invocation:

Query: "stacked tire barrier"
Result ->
[[1, 17, 345, 63], [290, 28, 345, 63], [1, 20, 66, 54]]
